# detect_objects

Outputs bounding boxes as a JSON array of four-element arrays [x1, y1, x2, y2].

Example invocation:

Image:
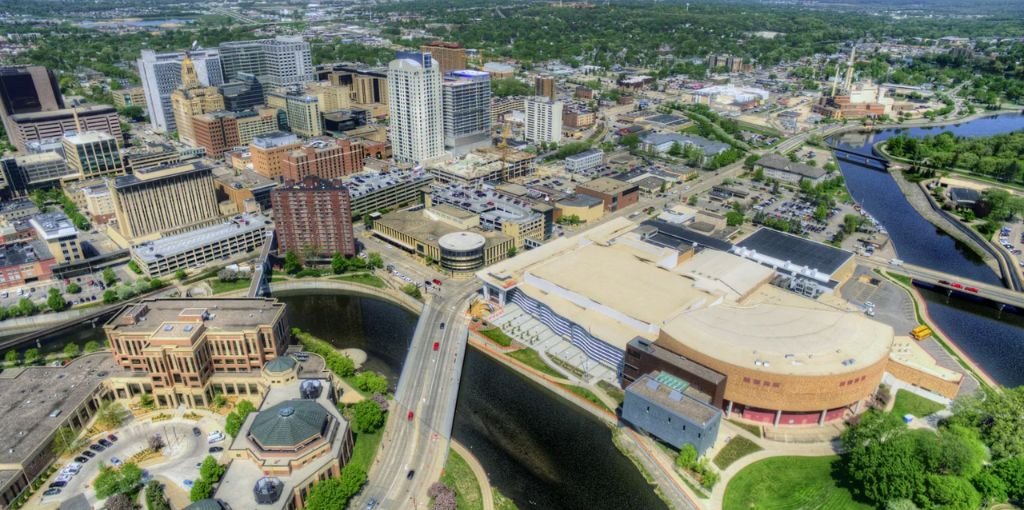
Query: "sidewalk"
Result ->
[[450, 441, 495, 510]]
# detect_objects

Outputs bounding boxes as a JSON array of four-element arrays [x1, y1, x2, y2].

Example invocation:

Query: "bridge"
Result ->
[[859, 257, 1024, 313], [828, 144, 890, 170], [350, 280, 479, 510], [246, 231, 275, 298]]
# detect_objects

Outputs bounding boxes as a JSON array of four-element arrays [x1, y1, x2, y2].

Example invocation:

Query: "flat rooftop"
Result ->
[[344, 168, 432, 199], [132, 213, 269, 263], [0, 354, 120, 467], [431, 184, 541, 226], [30, 212, 77, 240], [735, 227, 853, 277], [576, 177, 637, 195], [375, 209, 511, 249], [113, 161, 214, 189], [107, 297, 286, 337], [0, 240, 52, 267], [212, 166, 278, 192], [627, 372, 720, 426]]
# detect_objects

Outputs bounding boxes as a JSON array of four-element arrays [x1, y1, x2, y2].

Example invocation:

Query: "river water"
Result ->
[[830, 113, 1024, 387], [279, 292, 666, 510]]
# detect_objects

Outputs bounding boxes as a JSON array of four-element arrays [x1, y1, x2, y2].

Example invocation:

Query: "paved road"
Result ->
[[858, 257, 1024, 309], [352, 280, 478, 510]]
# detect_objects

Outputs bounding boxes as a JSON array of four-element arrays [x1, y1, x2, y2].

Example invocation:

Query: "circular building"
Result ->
[[262, 356, 298, 384], [248, 399, 330, 453], [438, 232, 487, 273], [658, 301, 893, 426]]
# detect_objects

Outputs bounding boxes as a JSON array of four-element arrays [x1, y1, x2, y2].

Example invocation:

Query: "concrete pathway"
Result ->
[[450, 440, 495, 510]]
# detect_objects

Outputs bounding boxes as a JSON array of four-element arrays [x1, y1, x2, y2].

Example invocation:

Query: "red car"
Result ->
[[433, 342, 440, 351], [407, 411, 414, 421], [433, 279, 442, 286], [964, 287, 979, 293], [951, 282, 964, 289]]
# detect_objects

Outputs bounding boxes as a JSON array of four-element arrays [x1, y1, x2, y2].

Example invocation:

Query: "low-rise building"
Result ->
[[0, 240, 55, 289], [564, 149, 603, 173], [344, 168, 433, 218], [622, 371, 722, 455], [212, 166, 278, 214], [0, 199, 39, 226], [29, 211, 83, 264], [251, 132, 302, 182], [131, 213, 269, 277], [554, 194, 605, 224], [371, 207, 514, 278], [281, 138, 365, 182], [0, 152, 73, 192], [430, 184, 546, 248], [112, 87, 147, 110], [574, 177, 640, 212], [122, 143, 181, 173], [754, 153, 827, 185], [640, 133, 729, 166]]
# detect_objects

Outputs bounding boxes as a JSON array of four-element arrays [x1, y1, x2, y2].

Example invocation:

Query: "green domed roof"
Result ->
[[184, 500, 224, 510], [249, 399, 329, 448], [264, 356, 297, 373]]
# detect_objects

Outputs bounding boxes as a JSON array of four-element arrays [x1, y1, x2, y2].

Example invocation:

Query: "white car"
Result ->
[[207, 431, 225, 444], [110, 457, 123, 467], [55, 473, 74, 483]]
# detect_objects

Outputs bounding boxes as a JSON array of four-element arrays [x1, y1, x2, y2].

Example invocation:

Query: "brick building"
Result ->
[[271, 176, 356, 257], [574, 177, 639, 212], [281, 138, 365, 182]]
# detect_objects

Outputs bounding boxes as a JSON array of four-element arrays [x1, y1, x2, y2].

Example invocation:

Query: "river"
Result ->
[[830, 113, 1024, 387], [279, 292, 667, 510]]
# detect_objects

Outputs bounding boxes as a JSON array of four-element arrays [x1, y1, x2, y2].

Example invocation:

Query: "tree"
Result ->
[[51, 425, 83, 456], [305, 464, 367, 510], [103, 289, 118, 304], [991, 456, 1024, 502], [4, 350, 17, 365], [105, 493, 133, 510], [948, 386, 1024, 460], [47, 288, 66, 312], [668, 141, 684, 157], [96, 400, 127, 429], [127, 260, 143, 275], [199, 455, 226, 482], [841, 411, 925, 505], [64, 342, 79, 359], [67, 282, 82, 294], [507, 246, 518, 258], [352, 399, 386, 433], [148, 433, 165, 452], [189, 477, 213, 501], [354, 371, 389, 394], [94, 465, 121, 498], [885, 499, 919, 510], [118, 462, 143, 494], [725, 210, 744, 226], [744, 154, 761, 170], [971, 470, 1008, 505], [675, 443, 698, 469], [921, 474, 981, 510], [225, 400, 256, 437], [283, 251, 302, 274], [367, 252, 384, 269], [402, 284, 422, 300], [145, 479, 172, 510], [174, 269, 187, 281], [24, 348, 41, 365], [84, 340, 101, 353], [620, 133, 641, 151], [17, 297, 37, 316], [103, 268, 117, 286], [331, 252, 349, 274]]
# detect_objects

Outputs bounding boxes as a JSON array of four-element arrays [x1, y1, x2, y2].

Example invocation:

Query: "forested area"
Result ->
[[886, 131, 1024, 185]]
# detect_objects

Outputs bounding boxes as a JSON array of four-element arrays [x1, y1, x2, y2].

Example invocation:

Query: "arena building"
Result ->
[[478, 218, 899, 426]]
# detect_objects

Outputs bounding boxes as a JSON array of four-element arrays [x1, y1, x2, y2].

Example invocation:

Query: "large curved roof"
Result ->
[[183, 500, 224, 510], [661, 296, 893, 376], [248, 399, 329, 448], [263, 356, 297, 374]]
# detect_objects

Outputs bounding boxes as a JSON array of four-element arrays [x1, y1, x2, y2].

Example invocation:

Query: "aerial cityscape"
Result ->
[[0, 0, 1022, 509]]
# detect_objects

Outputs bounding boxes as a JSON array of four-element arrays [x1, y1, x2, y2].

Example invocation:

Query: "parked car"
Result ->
[[74, 456, 89, 464], [48, 481, 66, 489], [89, 444, 105, 452], [433, 342, 439, 351], [110, 457, 123, 467], [183, 479, 194, 488], [42, 488, 61, 497], [407, 470, 415, 480], [107, 434, 118, 442], [81, 450, 96, 458], [209, 446, 224, 453], [207, 431, 225, 444], [193, 427, 201, 437], [98, 439, 112, 447]]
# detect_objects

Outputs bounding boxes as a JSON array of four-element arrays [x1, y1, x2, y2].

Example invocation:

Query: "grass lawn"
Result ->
[[597, 380, 625, 406], [494, 488, 519, 510], [562, 385, 612, 413], [891, 389, 945, 418], [713, 436, 763, 469], [440, 449, 483, 510], [270, 275, 290, 282], [727, 419, 763, 438], [478, 327, 514, 347], [332, 273, 385, 288], [347, 427, 384, 472], [208, 278, 252, 294], [506, 348, 563, 378], [724, 456, 873, 510]]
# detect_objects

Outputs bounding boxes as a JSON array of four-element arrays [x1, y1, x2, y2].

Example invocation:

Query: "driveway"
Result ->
[[36, 414, 226, 508]]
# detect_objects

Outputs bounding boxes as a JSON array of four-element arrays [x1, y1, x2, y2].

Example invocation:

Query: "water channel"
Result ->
[[830, 113, 1024, 387], [279, 291, 667, 510]]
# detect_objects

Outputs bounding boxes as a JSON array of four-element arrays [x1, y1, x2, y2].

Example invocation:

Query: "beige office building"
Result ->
[[170, 55, 225, 147], [112, 87, 147, 110], [110, 160, 220, 242], [306, 81, 352, 112]]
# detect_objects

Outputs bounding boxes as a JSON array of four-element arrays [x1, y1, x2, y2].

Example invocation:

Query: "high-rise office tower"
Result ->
[[0, 66, 64, 142], [218, 72, 265, 112], [109, 160, 220, 241], [219, 37, 313, 88], [388, 52, 444, 164], [524, 96, 563, 144], [170, 55, 226, 147], [271, 176, 355, 258], [443, 70, 492, 155], [138, 49, 223, 132], [420, 42, 468, 75], [535, 75, 555, 101]]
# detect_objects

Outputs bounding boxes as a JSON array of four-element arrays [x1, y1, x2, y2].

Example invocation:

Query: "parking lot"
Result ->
[[0, 270, 112, 310], [34, 415, 225, 509]]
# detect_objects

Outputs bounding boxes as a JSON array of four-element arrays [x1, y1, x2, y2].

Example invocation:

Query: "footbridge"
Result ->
[[828, 144, 890, 170]]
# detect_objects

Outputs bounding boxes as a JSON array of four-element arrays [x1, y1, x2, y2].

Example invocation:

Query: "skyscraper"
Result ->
[[271, 176, 355, 258], [219, 37, 313, 88], [218, 72, 265, 112], [138, 49, 223, 132], [0, 66, 64, 142], [443, 70, 492, 155], [535, 75, 555, 101], [388, 52, 444, 164], [170, 55, 226, 147], [419, 42, 468, 75], [524, 96, 563, 144]]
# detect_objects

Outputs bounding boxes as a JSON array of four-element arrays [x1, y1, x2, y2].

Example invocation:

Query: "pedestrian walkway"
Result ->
[[451, 441, 495, 510]]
